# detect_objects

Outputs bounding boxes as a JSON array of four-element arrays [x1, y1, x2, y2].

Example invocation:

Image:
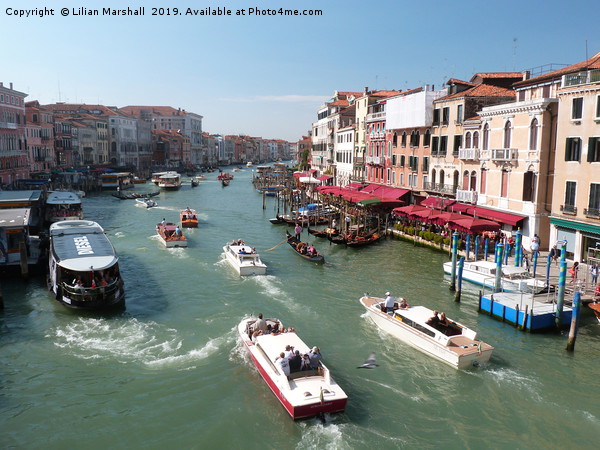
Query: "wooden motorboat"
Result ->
[[589, 302, 600, 324], [222, 241, 267, 275], [360, 296, 494, 369], [222, 179, 230, 187], [180, 209, 198, 228], [135, 198, 157, 208], [308, 227, 338, 238], [156, 222, 187, 247], [238, 316, 347, 419], [285, 231, 324, 263]]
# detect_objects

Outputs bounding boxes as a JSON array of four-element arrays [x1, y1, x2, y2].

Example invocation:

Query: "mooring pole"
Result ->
[[465, 235, 471, 261], [484, 238, 489, 261], [19, 241, 29, 280], [555, 244, 568, 328], [455, 256, 464, 302], [494, 242, 504, 293], [450, 231, 459, 291], [566, 291, 581, 352], [474, 235, 480, 261], [514, 229, 522, 267]]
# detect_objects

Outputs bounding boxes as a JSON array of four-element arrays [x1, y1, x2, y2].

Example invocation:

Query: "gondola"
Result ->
[[285, 231, 325, 263], [345, 232, 382, 247], [191, 179, 199, 187], [308, 226, 339, 238], [269, 215, 287, 224], [222, 179, 230, 186]]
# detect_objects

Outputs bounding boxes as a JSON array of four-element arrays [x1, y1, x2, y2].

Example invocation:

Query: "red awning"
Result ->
[[411, 208, 441, 220], [360, 184, 410, 200], [449, 203, 472, 214], [316, 175, 333, 181], [420, 196, 456, 210], [392, 204, 427, 217], [448, 217, 501, 234], [427, 211, 465, 226], [345, 183, 367, 190], [467, 206, 525, 226], [293, 171, 309, 179]]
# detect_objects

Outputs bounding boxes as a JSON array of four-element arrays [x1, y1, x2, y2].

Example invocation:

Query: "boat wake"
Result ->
[[50, 317, 234, 370], [153, 205, 180, 212], [252, 276, 313, 314]]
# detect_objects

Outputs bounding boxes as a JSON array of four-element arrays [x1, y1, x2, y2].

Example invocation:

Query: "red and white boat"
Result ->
[[156, 222, 187, 247], [238, 317, 348, 420]]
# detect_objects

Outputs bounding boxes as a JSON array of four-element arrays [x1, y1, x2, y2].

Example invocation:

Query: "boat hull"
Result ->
[[223, 245, 267, 275]]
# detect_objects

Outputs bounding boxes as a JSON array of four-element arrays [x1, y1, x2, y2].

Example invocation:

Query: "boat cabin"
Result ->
[[0, 208, 44, 268], [101, 172, 133, 190]]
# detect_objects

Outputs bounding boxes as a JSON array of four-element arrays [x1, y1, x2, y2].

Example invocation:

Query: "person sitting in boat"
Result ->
[[274, 352, 290, 377], [161, 218, 167, 227], [307, 245, 316, 256], [251, 329, 263, 342], [308, 347, 322, 370], [426, 311, 440, 328], [439, 312, 450, 328], [288, 350, 302, 373], [383, 292, 395, 313], [239, 247, 247, 254], [175, 226, 182, 237], [253, 313, 268, 333], [398, 298, 409, 310]]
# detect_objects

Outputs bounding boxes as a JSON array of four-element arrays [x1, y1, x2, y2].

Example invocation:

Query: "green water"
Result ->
[[1, 169, 598, 449]]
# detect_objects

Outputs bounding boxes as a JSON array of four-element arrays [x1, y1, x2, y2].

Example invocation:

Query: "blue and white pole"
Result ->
[[450, 231, 459, 291], [555, 243, 567, 328], [494, 242, 504, 293], [514, 230, 522, 267]]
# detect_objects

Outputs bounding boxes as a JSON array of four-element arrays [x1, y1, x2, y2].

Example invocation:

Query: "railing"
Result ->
[[430, 151, 447, 158], [423, 182, 457, 195], [584, 207, 600, 218], [369, 132, 385, 140], [0, 121, 18, 129], [353, 157, 364, 165], [456, 189, 478, 204], [491, 148, 518, 161], [61, 280, 121, 303], [458, 148, 480, 160], [366, 112, 386, 122], [365, 155, 382, 165], [560, 204, 577, 215], [563, 69, 600, 87]]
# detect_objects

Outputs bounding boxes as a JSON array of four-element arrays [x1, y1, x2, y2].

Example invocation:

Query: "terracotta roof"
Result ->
[[43, 103, 119, 116], [370, 90, 402, 98], [514, 51, 600, 87], [438, 83, 516, 101], [471, 72, 523, 80], [329, 99, 349, 106], [446, 78, 474, 87], [120, 105, 186, 116]]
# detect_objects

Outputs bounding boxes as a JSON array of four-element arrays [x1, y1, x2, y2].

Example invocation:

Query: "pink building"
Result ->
[[0, 82, 28, 185]]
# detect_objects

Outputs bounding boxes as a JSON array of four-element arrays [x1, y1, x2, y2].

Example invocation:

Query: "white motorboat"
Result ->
[[48, 220, 125, 309], [222, 241, 267, 275], [45, 191, 84, 223], [135, 198, 157, 208], [246, 161, 253, 167], [238, 316, 348, 419], [360, 296, 493, 369], [442, 260, 547, 293]]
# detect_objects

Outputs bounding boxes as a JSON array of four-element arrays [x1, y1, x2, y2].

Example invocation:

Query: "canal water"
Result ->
[[1, 168, 599, 449]]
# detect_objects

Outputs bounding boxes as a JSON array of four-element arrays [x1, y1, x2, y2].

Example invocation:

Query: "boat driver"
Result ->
[[384, 291, 395, 313]]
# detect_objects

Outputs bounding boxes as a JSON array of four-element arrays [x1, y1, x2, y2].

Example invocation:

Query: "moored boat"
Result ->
[[101, 172, 133, 190], [246, 161, 253, 167], [285, 231, 324, 263], [48, 220, 125, 309], [346, 232, 382, 247], [360, 295, 493, 369], [180, 208, 198, 228], [151, 171, 168, 185], [442, 260, 547, 293], [45, 191, 84, 223], [222, 240, 267, 275], [156, 222, 187, 247], [238, 316, 347, 419], [589, 302, 600, 324]]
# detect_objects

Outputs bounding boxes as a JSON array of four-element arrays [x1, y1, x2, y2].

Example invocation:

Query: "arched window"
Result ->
[[470, 170, 477, 191], [465, 132, 472, 149], [504, 121, 512, 148], [401, 132, 407, 147], [462, 170, 470, 190], [431, 169, 436, 184], [480, 168, 487, 194], [483, 124, 489, 150], [453, 170, 459, 190], [439, 169, 445, 186], [392, 132, 397, 146], [529, 118, 538, 150], [473, 131, 479, 149], [424, 130, 431, 147]]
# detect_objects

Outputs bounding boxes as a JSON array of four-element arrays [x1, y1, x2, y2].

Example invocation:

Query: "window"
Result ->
[[518, 91, 525, 102], [400, 155, 405, 167], [588, 137, 600, 162], [433, 109, 440, 126], [453, 135, 462, 156], [424, 129, 431, 147], [392, 154, 397, 166], [565, 181, 576, 206], [422, 157, 429, 172], [473, 131, 479, 148], [431, 136, 439, 156], [501, 170, 509, 197], [470, 171, 477, 191], [529, 118, 538, 150], [442, 107, 449, 125], [589, 184, 600, 211], [504, 121, 512, 148], [462, 170, 469, 190], [542, 85, 551, 98], [565, 137, 581, 161], [465, 132, 472, 149], [440, 136, 448, 156], [392, 132, 397, 146], [483, 124, 489, 150], [457, 105, 463, 124], [401, 132, 407, 147], [411, 130, 420, 147], [522, 171, 537, 202], [596, 95, 600, 118], [572, 97, 583, 120], [400, 173, 404, 185]]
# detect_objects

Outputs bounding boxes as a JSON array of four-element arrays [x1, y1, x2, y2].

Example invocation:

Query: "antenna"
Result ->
[[512, 37, 518, 71]]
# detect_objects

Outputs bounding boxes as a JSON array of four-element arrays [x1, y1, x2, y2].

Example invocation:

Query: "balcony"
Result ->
[[368, 132, 385, 140], [353, 157, 364, 166], [366, 112, 386, 122], [584, 207, 600, 218], [365, 155, 383, 165], [563, 69, 600, 87], [491, 148, 518, 162], [423, 182, 457, 195], [0, 121, 18, 129], [458, 148, 480, 161], [456, 189, 478, 204], [560, 204, 577, 215]]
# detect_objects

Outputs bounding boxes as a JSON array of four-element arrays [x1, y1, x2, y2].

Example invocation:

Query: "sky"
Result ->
[[2, 0, 599, 142]]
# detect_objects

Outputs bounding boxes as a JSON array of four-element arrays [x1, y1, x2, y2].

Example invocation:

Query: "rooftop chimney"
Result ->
[[522, 70, 531, 81], [10, 82, 13, 89], [364, 86, 368, 94]]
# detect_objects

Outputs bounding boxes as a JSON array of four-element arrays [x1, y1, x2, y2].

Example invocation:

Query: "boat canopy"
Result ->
[[46, 191, 82, 205]]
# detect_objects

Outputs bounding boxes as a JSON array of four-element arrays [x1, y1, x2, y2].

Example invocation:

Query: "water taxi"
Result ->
[[156, 222, 187, 247], [45, 191, 83, 223], [151, 171, 168, 185], [222, 241, 267, 275], [238, 316, 348, 419], [48, 220, 125, 309], [360, 295, 493, 369], [246, 161, 253, 167], [180, 208, 198, 228], [135, 198, 157, 208], [442, 260, 547, 293], [157, 172, 182, 190]]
